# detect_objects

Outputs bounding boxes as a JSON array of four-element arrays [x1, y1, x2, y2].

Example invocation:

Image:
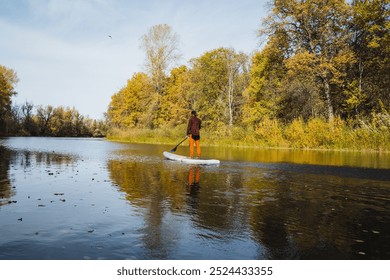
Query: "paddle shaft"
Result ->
[[170, 136, 188, 152]]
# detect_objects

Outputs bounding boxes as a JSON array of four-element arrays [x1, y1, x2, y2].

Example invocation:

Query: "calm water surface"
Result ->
[[0, 137, 389, 260]]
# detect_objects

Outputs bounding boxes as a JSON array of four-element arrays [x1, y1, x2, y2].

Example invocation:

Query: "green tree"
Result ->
[[188, 48, 249, 128], [242, 38, 286, 126]]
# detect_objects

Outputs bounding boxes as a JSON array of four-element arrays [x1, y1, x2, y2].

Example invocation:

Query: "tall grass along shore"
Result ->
[[107, 116, 390, 152]]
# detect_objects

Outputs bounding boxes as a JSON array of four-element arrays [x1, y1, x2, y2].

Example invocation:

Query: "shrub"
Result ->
[[254, 117, 286, 147], [285, 118, 308, 148]]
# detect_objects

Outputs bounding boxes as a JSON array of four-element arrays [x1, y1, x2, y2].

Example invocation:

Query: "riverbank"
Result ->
[[107, 117, 390, 152]]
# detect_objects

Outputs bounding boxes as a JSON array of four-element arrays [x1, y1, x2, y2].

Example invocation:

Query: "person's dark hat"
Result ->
[[191, 110, 197, 116]]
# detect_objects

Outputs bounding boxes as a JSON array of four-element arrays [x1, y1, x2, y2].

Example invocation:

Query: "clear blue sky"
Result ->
[[1, 0, 269, 119]]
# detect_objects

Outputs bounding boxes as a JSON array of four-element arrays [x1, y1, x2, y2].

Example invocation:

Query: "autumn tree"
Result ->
[[346, 0, 390, 116], [21, 101, 37, 135], [225, 48, 250, 126], [0, 65, 19, 134], [140, 24, 182, 95], [242, 36, 286, 126], [262, 0, 354, 121], [107, 73, 156, 128], [36, 105, 54, 135], [188, 48, 249, 128], [159, 66, 192, 126]]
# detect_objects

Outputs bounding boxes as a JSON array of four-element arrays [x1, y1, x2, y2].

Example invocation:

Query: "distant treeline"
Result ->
[[1, 64, 107, 137], [1, 101, 106, 137]]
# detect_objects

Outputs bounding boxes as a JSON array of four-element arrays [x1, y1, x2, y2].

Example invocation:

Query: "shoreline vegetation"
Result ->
[[104, 2, 389, 155], [107, 116, 390, 152]]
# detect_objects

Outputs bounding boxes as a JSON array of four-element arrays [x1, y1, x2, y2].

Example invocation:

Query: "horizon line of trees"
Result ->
[[1, 99, 106, 137], [1, 64, 106, 137], [107, 0, 389, 136]]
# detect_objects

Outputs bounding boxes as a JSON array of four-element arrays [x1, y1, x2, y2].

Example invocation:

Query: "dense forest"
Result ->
[[1, 0, 389, 149], [106, 0, 389, 150]]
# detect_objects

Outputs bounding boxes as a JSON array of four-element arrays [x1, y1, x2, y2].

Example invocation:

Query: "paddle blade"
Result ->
[[170, 146, 178, 152]]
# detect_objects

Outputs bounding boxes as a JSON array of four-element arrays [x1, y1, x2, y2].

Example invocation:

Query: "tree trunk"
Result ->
[[323, 78, 334, 121], [226, 55, 239, 127], [227, 69, 234, 127]]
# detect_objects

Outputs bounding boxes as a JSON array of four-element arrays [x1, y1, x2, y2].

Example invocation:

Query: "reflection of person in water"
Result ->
[[187, 165, 201, 194], [186, 166, 201, 212]]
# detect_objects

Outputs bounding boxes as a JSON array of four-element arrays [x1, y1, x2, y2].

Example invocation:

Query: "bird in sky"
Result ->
[[108, 35, 112, 39]]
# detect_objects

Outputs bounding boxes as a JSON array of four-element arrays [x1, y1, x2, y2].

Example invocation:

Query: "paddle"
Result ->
[[170, 136, 189, 152]]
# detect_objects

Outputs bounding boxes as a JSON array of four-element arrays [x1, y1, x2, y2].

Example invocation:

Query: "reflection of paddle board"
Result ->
[[163, 151, 220, 165]]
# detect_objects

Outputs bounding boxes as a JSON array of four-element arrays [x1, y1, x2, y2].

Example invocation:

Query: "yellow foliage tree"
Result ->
[[0, 65, 19, 133], [262, 0, 354, 121]]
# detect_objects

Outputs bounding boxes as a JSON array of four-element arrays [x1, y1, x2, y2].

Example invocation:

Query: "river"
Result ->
[[0, 137, 389, 259]]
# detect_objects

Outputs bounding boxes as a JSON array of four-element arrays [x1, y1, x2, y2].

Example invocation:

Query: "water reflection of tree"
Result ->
[[247, 171, 390, 259], [192, 171, 250, 234], [212, 147, 388, 169], [107, 160, 187, 258], [0, 146, 14, 206], [108, 160, 251, 246], [107, 158, 390, 259], [185, 166, 250, 234], [107, 161, 187, 209], [247, 171, 342, 259], [16, 150, 74, 169], [0, 147, 75, 207]]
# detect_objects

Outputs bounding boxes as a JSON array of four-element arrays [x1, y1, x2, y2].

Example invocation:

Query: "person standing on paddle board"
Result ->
[[187, 110, 202, 158]]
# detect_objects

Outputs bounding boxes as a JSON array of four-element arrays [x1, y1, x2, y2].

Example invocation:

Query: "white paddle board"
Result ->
[[163, 151, 220, 165]]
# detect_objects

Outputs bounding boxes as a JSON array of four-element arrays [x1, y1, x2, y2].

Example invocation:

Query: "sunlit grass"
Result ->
[[107, 117, 390, 152]]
